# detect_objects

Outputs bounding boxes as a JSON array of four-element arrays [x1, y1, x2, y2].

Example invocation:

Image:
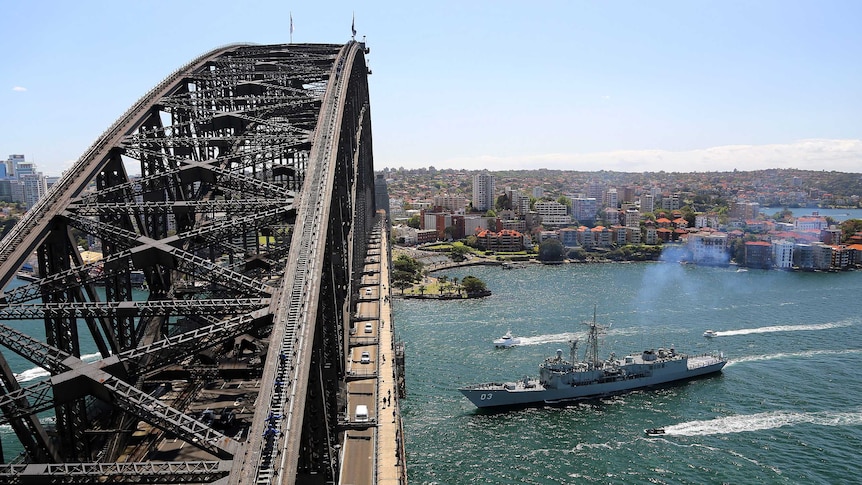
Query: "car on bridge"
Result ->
[[360, 351, 370, 364], [355, 404, 369, 422]]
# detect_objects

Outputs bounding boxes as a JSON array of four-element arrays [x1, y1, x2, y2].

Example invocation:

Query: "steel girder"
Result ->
[[0, 460, 232, 483], [0, 41, 376, 484]]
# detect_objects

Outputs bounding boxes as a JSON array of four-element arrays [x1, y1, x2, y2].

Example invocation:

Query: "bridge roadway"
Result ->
[[341, 222, 405, 484]]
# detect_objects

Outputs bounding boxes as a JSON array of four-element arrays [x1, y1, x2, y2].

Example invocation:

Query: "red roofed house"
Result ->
[[475, 229, 525, 252]]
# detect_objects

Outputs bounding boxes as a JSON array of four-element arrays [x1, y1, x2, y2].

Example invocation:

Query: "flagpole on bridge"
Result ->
[[290, 12, 294, 43]]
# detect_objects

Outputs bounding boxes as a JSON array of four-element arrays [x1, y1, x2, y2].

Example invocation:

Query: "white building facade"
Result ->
[[472, 172, 496, 212], [535, 201, 571, 226], [771, 239, 795, 269]]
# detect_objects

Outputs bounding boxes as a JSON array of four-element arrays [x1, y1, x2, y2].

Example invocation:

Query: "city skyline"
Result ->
[[3, 1, 861, 176]]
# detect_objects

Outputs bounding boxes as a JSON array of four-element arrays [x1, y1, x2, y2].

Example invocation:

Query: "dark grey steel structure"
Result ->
[[0, 41, 377, 484]]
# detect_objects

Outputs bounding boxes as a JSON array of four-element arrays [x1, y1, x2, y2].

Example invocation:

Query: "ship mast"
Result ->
[[586, 305, 600, 367]]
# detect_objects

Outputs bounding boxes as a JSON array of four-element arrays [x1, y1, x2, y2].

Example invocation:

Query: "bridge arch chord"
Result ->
[[231, 41, 378, 485], [0, 42, 375, 484]]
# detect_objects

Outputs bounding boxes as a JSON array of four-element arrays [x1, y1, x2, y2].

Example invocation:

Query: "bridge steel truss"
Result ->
[[0, 41, 376, 484]]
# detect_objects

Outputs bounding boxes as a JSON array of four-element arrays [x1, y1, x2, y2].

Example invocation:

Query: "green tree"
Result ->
[[443, 226, 456, 241], [680, 206, 696, 227], [839, 219, 862, 243], [484, 209, 497, 218], [538, 238, 565, 262], [437, 275, 448, 295], [771, 208, 793, 222], [393, 254, 423, 283], [407, 214, 421, 229], [495, 194, 510, 211], [461, 275, 488, 295], [393, 277, 412, 295], [450, 244, 470, 262], [567, 247, 587, 261]]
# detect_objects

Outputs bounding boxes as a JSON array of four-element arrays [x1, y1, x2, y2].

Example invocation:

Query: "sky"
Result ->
[[2, 1, 861, 176]]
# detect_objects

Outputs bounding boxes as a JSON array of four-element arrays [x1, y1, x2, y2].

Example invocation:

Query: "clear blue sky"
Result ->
[[2, 0, 861, 176]]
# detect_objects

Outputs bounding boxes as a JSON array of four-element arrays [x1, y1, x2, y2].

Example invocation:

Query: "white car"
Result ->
[[365, 288, 372, 295], [364, 323, 373, 333], [360, 351, 370, 364]]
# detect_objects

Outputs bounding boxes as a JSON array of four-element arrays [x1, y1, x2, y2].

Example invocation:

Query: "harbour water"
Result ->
[[0, 280, 148, 460], [396, 262, 862, 484], [759, 207, 862, 222]]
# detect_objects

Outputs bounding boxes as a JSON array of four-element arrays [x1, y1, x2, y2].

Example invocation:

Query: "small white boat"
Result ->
[[493, 330, 521, 348], [703, 329, 718, 338]]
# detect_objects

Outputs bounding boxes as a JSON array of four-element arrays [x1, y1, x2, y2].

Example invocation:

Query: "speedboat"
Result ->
[[493, 330, 521, 348], [645, 428, 665, 436], [703, 329, 718, 338]]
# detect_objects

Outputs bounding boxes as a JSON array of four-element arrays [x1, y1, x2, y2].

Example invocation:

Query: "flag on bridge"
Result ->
[[351, 13, 356, 39]]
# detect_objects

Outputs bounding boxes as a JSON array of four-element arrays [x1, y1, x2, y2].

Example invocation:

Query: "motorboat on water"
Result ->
[[645, 428, 666, 436], [493, 330, 521, 348], [703, 329, 718, 338]]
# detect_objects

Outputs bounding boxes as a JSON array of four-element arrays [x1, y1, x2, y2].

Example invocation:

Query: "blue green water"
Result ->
[[0, 280, 148, 460], [760, 207, 862, 222], [395, 263, 862, 484]]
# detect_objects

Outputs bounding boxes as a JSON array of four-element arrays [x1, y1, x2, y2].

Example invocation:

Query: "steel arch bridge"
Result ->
[[0, 41, 378, 484]]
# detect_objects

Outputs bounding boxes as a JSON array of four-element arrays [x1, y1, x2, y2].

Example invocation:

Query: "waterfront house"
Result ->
[[745, 241, 773, 269]]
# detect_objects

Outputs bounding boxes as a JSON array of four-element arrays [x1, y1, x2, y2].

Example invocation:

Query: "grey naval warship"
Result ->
[[460, 311, 727, 409]]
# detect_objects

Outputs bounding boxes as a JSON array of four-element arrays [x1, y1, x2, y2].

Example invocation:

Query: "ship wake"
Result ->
[[517, 332, 581, 346], [726, 348, 862, 367], [15, 352, 103, 382], [661, 409, 862, 436], [714, 320, 853, 337]]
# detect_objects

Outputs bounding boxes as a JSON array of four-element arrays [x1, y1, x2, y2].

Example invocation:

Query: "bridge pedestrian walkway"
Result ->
[[374, 223, 406, 484]]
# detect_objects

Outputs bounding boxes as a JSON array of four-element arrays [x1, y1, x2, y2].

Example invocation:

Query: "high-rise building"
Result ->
[[472, 171, 495, 212], [374, 173, 390, 219], [6, 154, 25, 178], [572, 197, 597, 224], [15, 162, 37, 180], [534, 201, 571, 226], [639, 194, 654, 213], [660, 192, 681, 211], [624, 209, 640, 228], [22, 173, 47, 209], [586, 181, 604, 200], [432, 194, 467, 213], [604, 188, 618, 209], [730, 201, 760, 221], [0, 180, 12, 202]]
